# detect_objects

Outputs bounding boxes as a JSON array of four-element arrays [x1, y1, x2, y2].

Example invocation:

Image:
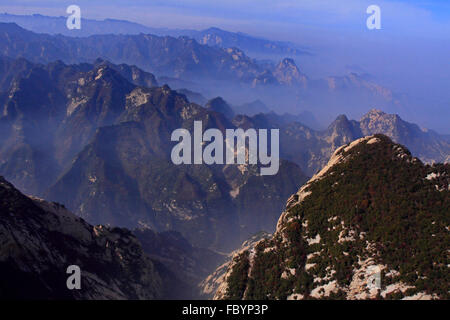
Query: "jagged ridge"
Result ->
[[215, 135, 449, 300]]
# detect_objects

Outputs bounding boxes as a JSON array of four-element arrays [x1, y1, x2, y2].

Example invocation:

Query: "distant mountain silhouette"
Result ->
[[0, 13, 309, 56]]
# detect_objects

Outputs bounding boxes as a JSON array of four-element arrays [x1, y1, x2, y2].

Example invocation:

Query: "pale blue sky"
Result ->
[[1, 0, 449, 39]]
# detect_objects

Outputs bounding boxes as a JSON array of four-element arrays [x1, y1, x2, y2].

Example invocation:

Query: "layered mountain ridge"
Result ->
[[0, 57, 448, 252], [0, 57, 157, 194], [43, 83, 308, 250], [0, 22, 404, 120], [0, 14, 307, 56], [0, 22, 288, 85], [0, 13, 447, 302]]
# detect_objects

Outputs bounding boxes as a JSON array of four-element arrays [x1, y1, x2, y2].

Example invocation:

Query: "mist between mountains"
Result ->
[[171, 121, 280, 176]]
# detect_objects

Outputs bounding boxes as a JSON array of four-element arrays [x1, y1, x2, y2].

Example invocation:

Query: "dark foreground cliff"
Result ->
[[0, 176, 170, 299]]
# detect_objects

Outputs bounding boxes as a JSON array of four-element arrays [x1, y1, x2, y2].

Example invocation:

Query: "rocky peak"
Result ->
[[328, 114, 351, 129], [360, 108, 399, 124], [283, 136, 385, 216], [362, 108, 385, 117], [161, 84, 172, 94], [324, 114, 362, 148], [91, 64, 123, 83], [273, 58, 306, 86], [120, 85, 193, 124], [359, 109, 408, 141], [225, 47, 246, 60], [277, 58, 298, 69], [93, 59, 158, 88], [205, 97, 235, 119], [213, 135, 448, 300]]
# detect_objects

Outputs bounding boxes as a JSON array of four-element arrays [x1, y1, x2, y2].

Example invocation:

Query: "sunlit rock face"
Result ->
[[213, 135, 449, 300]]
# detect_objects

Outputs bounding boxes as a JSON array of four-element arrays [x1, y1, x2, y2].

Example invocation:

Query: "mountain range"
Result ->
[[0, 11, 448, 302], [0, 22, 276, 82], [232, 107, 450, 176], [0, 21, 406, 123], [0, 57, 308, 251], [0, 13, 308, 57], [0, 56, 448, 252], [2, 133, 447, 299]]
